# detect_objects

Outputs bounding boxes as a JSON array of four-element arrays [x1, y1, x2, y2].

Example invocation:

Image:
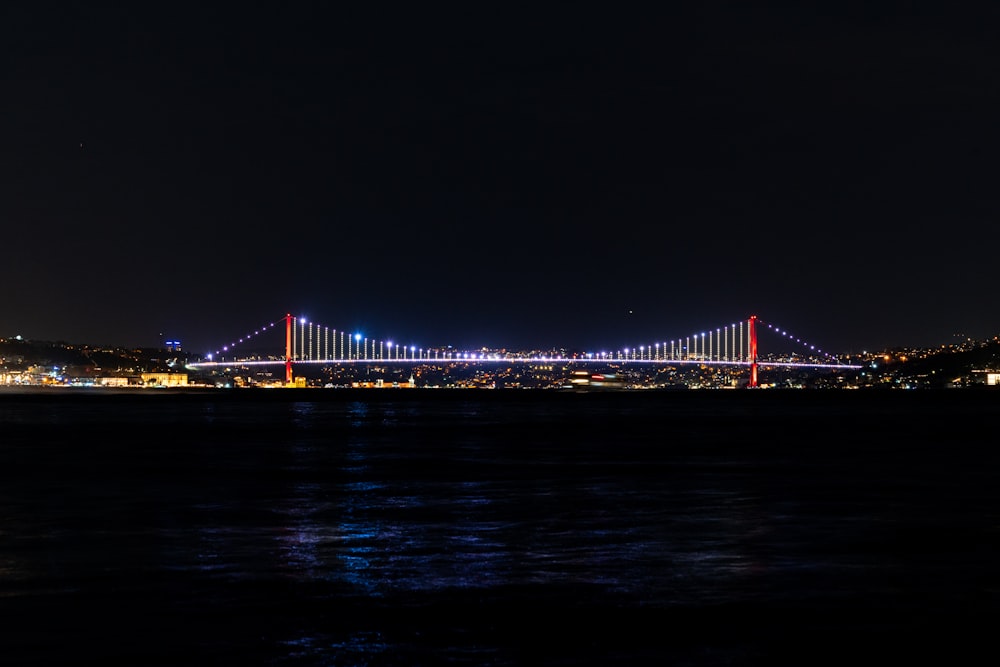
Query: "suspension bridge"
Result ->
[[186, 314, 862, 388]]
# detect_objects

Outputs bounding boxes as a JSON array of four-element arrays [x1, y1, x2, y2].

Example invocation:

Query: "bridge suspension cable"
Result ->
[[191, 313, 858, 385]]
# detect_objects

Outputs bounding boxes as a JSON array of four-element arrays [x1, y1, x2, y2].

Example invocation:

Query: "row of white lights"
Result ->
[[207, 316, 836, 363]]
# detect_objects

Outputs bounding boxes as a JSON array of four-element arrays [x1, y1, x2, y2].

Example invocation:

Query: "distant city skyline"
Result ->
[[6, 311, 996, 362]]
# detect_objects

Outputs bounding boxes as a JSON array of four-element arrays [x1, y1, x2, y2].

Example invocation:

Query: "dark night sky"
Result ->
[[4, 4, 1000, 355]]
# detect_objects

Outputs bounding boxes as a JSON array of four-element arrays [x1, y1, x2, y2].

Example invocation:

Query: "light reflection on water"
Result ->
[[2, 390, 999, 665], [147, 464, 787, 607]]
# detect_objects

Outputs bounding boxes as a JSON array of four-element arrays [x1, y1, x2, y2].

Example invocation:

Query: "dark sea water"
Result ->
[[2, 387, 999, 666]]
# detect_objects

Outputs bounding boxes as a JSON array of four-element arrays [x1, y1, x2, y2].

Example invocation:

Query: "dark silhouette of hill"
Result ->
[[0, 338, 183, 374], [877, 340, 1000, 388]]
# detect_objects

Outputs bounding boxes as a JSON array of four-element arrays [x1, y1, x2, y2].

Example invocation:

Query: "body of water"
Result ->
[[1, 387, 998, 665]]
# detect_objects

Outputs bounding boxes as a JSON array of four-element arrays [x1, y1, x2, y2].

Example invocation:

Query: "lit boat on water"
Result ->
[[566, 370, 627, 391]]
